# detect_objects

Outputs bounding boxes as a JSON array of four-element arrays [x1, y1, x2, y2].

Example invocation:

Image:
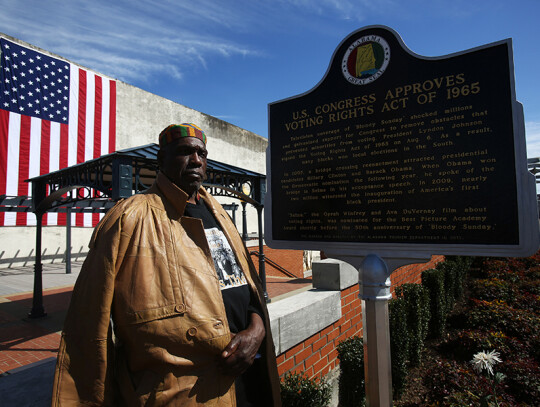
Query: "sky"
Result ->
[[1, 0, 540, 158]]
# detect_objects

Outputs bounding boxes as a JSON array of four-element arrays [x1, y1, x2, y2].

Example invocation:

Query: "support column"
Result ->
[[29, 212, 47, 318], [256, 205, 269, 303], [231, 203, 237, 225], [241, 201, 248, 241], [66, 207, 72, 274]]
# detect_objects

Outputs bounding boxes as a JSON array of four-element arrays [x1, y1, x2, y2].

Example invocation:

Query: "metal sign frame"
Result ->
[[265, 25, 539, 259]]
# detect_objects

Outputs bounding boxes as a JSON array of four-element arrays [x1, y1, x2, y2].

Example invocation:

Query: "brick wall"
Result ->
[[390, 255, 444, 294], [275, 255, 444, 380], [275, 283, 362, 379]]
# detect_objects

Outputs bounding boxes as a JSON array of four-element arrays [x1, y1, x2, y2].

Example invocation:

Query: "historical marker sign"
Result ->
[[265, 25, 539, 257]]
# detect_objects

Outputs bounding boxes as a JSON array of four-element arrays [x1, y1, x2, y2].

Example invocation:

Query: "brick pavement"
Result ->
[[0, 269, 311, 374], [0, 287, 73, 373]]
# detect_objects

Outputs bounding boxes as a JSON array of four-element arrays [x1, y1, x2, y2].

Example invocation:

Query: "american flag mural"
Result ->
[[0, 37, 116, 227]]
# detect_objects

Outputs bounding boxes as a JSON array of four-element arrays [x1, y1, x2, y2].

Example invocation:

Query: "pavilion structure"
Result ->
[[1, 143, 268, 317]]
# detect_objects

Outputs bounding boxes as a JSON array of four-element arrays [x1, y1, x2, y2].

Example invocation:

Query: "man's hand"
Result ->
[[218, 313, 265, 377]]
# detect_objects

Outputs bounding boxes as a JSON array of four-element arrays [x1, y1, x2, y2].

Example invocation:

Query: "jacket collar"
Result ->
[[155, 171, 213, 217], [155, 172, 190, 216]]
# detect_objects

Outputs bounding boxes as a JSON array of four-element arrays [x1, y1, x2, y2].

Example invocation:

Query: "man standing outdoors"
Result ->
[[52, 124, 281, 406]]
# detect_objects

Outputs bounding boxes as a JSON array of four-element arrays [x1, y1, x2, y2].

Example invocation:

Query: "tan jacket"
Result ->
[[52, 172, 281, 406]]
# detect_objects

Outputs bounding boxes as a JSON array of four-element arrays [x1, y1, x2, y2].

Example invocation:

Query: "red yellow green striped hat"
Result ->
[[159, 123, 207, 147]]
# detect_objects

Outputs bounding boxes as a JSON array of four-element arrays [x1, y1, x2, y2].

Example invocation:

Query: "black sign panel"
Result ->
[[267, 26, 533, 250]]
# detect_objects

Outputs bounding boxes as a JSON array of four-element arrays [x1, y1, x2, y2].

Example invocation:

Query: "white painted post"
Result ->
[[322, 252, 431, 407], [359, 254, 393, 406]]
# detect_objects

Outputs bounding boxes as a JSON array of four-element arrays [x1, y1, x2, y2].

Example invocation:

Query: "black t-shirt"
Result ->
[[185, 199, 267, 407], [183, 199, 261, 333]]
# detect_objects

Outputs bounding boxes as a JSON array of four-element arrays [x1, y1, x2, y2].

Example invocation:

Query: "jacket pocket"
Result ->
[[185, 318, 230, 354], [117, 357, 165, 407], [120, 303, 187, 326]]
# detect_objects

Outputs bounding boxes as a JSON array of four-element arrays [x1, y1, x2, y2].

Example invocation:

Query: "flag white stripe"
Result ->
[[68, 65, 79, 168], [5, 113, 21, 226], [49, 122, 61, 174], [101, 79, 110, 157], [85, 72, 95, 162], [47, 121, 61, 225], [84, 72, 96, 226], [67, 65, 79, 227], [97, 78, 110, 223], [26, 117, 42, 226]]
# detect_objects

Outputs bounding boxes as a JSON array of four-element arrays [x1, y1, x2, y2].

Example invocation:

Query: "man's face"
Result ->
[[158, 136, 208, 197]]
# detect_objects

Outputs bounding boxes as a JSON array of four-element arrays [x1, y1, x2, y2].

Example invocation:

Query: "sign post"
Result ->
[[359, 254, 393, 406], [266, 25, 539, 405]]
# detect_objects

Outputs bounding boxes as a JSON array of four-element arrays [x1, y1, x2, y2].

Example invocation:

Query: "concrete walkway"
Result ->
[[0, 260, 311, 406], [0, 261, 81, 297]]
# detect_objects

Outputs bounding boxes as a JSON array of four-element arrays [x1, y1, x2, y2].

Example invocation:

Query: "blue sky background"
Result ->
[[2, 0, 539, 157]]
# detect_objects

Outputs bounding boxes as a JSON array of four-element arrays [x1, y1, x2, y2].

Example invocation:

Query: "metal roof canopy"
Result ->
[[0, 195, 116, 213], [22, 143, 269, 318], [27, 143, 266, 213]]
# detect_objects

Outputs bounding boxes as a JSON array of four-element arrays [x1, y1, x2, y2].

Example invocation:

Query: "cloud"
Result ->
[[0, 0, 414, 85], [276, 0, 393, 20], [0, 0, 260, 83], [526, 121, 540, 159], [0, 0, 496, 86]]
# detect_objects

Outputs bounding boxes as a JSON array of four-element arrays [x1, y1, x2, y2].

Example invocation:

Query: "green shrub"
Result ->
[[436, 256, 470, 310], [453, 257, 471, 300], [389, 297, 409, 396], [422, 268, 447, 338], [437, 262, 458, 311], [336, 336, 365, 407], [280, 372, 331, 407], [395, 283, 430, 367]]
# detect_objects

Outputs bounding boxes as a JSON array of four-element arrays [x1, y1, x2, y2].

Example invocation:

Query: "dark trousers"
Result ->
[[235, 359, 269, 407]]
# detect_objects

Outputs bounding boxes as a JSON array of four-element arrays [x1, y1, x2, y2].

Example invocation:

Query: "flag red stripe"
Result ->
[[94, 76, 102, 159], [59, 123, 69, 170], [0, 109, 9, 226], [76, 69, 87, 227], [57, 123, 69, 226], [109, 80, 116, 153], [40, 121, 51, 175], [77, 69, 87, 165], [40, 121, 51, 225], [92, 76, 103, 226], [16, 115, 31, 225]]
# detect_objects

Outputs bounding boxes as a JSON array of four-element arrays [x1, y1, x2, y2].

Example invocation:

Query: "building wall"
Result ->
[[116, 82, 267, 173], [0, 225, 92, 268]]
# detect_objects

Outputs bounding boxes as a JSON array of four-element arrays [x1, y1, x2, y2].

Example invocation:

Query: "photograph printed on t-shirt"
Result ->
[[204, 227, 248, 290]]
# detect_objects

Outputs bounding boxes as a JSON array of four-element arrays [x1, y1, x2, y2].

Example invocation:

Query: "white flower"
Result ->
[[471, 350, 502, 375]]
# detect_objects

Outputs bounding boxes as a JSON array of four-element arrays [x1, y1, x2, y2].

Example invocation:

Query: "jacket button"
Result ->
[[187, 327, 197, 337], [175, 304, 185, 313]]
